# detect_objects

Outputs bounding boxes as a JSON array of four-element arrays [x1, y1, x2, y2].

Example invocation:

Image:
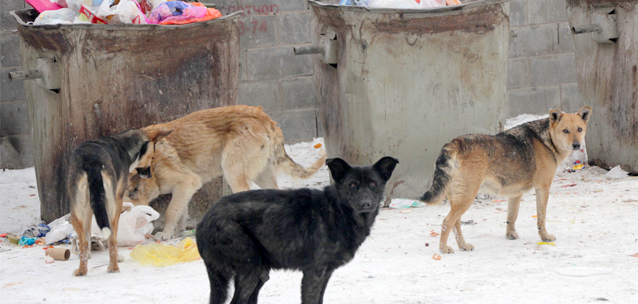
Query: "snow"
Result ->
[[2, 137, 638, 303], [504, 113, 547, 130]]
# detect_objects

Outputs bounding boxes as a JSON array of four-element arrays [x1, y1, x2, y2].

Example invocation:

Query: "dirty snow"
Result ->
[[2, 137, 638, 303]]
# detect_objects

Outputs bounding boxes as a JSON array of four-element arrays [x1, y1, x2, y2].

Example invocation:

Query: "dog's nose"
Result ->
[[572, 143, 581, 150], [359, 199, 373, 210]]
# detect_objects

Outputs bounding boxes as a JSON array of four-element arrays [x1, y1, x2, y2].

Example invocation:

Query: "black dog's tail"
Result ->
[[85, 163, 112, 240], [420, 142, 458, 204]]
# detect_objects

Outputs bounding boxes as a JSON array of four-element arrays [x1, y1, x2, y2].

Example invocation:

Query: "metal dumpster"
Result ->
[[10, 9, 240, 223], [567, 0, 638, 173], [304, 0, 510, 202]]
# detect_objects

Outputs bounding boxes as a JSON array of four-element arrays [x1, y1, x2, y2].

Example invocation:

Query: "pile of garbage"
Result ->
[[339, 0, 463, 9], [27, 0, 222, 25], [1, 203, 159, 249]]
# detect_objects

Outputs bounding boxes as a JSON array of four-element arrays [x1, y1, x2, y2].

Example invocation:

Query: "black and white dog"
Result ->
[[196, 156, 399, 304], [67, 128, 171, 276]]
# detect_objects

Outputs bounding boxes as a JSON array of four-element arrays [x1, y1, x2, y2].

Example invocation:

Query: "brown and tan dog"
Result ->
[[67, 128, 171, 276], [420, 106, 592, 254], [125, 105, 327, 241]]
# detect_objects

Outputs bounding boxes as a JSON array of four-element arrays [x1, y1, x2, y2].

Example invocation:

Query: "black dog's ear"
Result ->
[[373, 157, 399, 181], [549, 108, 563, 123], [326, 158, 352, 184], [578, 106, 592, 123]]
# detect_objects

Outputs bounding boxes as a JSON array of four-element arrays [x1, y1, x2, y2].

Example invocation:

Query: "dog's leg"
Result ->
[[254, 167, 279, 190], [70, 212, 91, 276], [156, 185, 199, 241], [317, 268, 335, 304], [225, 173, 252, 193], [176, 207, 189, 235], [222, 144, 267, 193], [247, 267, 270, 304], [302, 268, 334, 304], [230, 268, 262, 304], [535, 186, 556, 242], [506, 195, 523, 240], [440, 180, 479, 254], [205, 265, 230, 304], [107, 197, 123, 273], [453, 217, 474, 252]]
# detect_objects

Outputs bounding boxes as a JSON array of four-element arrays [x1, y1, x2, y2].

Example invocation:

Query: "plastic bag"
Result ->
[[389, 198, 426, 208], [66, 0, 103, 12], [44, 222, 74, 245], [129, 237, 200, 267], [97, 0, 149, 24], [139, 0, 171, 16], [366, 0, 449, 9], [115, 203, 160, 247], [88, 202, 160, 247], [34, 8, 78, 25], [367, 0, 420, 9], [148, 1, 206, 24]]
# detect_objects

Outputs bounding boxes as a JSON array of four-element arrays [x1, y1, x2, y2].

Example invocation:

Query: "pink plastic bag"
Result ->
[[25, 0, 63, 13], [148, 1, 206, 24]]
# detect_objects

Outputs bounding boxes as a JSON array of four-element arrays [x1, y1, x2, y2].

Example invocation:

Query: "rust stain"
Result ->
[[370, 4, 505, 36], [567, 0, 637, 8]]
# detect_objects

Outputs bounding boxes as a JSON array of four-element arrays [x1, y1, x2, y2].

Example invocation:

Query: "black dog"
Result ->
[[196, 156, 399, 304]]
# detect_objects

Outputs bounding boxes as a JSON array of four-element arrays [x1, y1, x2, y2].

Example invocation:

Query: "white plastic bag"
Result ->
[[66, 0, 102, 12], [97, 0, 148, 24], [115, 203, 160, 247], [44, 221, 75, 245], [368, 0, 420, 9], [34, 8, 77, 25], [86, 203, 159, 247], [421, 0, 446, 8], [367, 0, 446, 9]]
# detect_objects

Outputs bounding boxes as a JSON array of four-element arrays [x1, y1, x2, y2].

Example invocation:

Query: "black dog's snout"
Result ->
[[137, 167, 152, 179], [572, 142, 581, 150]]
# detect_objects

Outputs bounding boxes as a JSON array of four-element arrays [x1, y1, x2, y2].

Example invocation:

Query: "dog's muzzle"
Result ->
[[137, 167, 152, 179]]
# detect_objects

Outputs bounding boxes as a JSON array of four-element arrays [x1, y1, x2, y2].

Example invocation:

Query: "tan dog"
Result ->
[[125, 105, 327, 241], [67, 128, 171, 276], [420, 106, 592, 254]]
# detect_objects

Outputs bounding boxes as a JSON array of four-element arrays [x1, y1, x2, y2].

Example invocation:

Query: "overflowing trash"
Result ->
[[339, 0, 462, 9], [27, 0, 222, 25], [129, 237, 200, 267]]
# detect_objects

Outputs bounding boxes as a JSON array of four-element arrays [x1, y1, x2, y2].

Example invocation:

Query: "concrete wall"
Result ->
[[1, 0, 32, 169], [507, 0, 581, 117], [214, 0, 320, 143]]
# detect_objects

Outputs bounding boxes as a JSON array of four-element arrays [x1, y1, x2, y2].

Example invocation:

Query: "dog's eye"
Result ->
[[562, 129, 569, 134], [577, 127, 583, 132], [349, 182, 358, 189], [370, 181, 377, 188]]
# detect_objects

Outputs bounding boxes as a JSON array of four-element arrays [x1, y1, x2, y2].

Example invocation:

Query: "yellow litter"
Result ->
[[130, 237, 200, 267], [537, 242, 556, 246]]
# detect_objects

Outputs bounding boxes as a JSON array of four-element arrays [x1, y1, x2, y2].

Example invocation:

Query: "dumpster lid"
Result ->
[[309, 0, 509, 15], [10, 9, 241, 30]]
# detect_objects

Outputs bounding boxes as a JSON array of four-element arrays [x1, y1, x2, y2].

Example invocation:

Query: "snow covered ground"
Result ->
[[2, 136, 638, 304]]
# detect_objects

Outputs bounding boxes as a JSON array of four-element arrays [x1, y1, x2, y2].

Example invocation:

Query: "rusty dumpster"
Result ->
[[10, 9, 240, 223], [302, 0, 510, 202], [567, 0, 638, 173]]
